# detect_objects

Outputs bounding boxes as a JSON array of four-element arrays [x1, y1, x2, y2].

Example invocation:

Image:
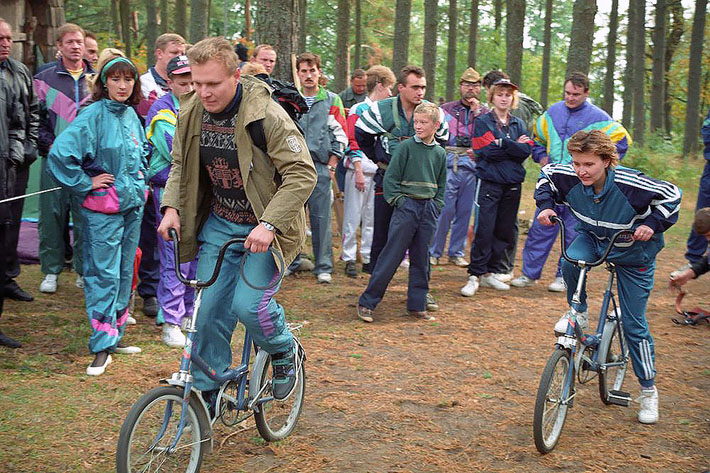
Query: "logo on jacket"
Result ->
[[286, 135, 302, 153]]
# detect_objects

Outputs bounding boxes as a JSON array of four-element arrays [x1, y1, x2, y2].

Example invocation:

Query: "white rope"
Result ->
[[0, 187, 62, 204]]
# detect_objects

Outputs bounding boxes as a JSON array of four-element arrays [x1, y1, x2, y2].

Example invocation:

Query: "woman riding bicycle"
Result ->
[[535, 130, 681, 424]]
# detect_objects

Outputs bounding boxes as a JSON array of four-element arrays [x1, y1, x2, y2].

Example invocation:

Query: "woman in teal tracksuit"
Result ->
[[47, 55, 148, 375]]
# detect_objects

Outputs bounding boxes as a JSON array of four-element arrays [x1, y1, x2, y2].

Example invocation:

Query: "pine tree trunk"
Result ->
[[423, 0, 438, 101], [445, 0, 458, 101], [650, 0, 666, 133], [539, 0, 552, 108], [631, 0, 646, 146], [354, 0, 362, 69], [298, 0, 306, 52], [621, 2, 636, 129], [663, 0, 684, 134], [257, 0, 300, 81], [160, 0, 169, 33], [175, 0, 188, 38], [119, 0, 132, 57], [146, 0, 159, 66], [245, 0, 252, 40], [189, 0, 209, 43], [392, 0, 412, 74], [335, 0, 350, 92], [565, 0, 597, 78], [602, 0, 618, 115], [682, 0, 708, 156], [111, 0, 121, 41], [505, 0, 525, 88], [467, 0, 478, 68], [494, 0, 502, 33]]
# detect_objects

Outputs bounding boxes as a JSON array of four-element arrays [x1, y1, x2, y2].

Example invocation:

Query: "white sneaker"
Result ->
[[449, 256, 469, 267], [399, 258, 410, 269], [86, 354, 112, 376], [114, 344, 142, 354], [460, 275, 480, 297], [493, 272, 513, 283], [126, 316, 137, 325], [317, 273, 332, 284], [430, 256, 440, 266], [40, 274, 58, 293], [75, 275, 85, 289], [511, 274, 536, 287], [548, 276, 566, 292], [162, 323, 186, 348], [554, 309, 588, 334], [637, 386, 659, 424], [480, 274, 510, 291]]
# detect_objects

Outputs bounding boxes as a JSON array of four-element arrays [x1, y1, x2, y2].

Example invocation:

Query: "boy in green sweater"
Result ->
[[357, 103, 447, 322]]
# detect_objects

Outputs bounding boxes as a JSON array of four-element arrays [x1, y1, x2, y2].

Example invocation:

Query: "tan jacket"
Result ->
[[162, 75, 316, 267]]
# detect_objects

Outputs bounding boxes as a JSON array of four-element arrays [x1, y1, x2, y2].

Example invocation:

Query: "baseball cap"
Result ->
[[167, 55, 191, 76], [491, 78, 518, 90]]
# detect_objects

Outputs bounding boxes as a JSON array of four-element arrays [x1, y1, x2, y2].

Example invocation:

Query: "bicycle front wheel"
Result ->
[[598, 318, 628, 404], [251, 352, 306, 442], [116, 386, 211, 473], [533, 348, 573, 454]]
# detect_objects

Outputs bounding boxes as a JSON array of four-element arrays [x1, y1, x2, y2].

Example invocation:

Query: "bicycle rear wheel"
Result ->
[[116, 386, 210, 473], [533, 348, 573, 454], [251, 350, 306, 442], [598, 317, 628, 405]]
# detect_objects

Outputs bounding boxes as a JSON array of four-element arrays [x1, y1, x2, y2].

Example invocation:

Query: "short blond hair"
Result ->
[[56, 23, 84, 43], [252, 44, 276, 58], [155, 33, 186, 51], [414, 102, 440, 123], [567, 130, 620, 167], [487, 83, 519, 109], [365, 65, 396, 94], [187, 36, 239, 74]]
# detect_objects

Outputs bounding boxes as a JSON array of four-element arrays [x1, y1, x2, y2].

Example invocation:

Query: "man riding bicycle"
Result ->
[[535, 130, 681, 424]]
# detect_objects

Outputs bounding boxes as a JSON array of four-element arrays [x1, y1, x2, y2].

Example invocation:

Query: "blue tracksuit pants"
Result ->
[[561, 232, 657, 388], [430, 168, 477, 258], [359, 198, 438, 312], [81, 205, 143, 354], [521, 205, 579, 280], [191, 213, 293, 392], [685, 160, 710, 263], [306, 162, 334, 275]]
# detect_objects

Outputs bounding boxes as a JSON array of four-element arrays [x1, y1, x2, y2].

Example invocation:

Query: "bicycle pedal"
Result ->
[[607, 389, 631, 406]]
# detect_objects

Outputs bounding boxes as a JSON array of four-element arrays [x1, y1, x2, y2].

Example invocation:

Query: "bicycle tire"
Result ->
[[251, 350, 306, 442], [116, 386, 210, 473], [533, 348, 573, 454], [597, 316, 628, 405]]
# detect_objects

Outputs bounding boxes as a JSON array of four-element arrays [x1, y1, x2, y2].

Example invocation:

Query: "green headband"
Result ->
[[100, 57, 138, 83]]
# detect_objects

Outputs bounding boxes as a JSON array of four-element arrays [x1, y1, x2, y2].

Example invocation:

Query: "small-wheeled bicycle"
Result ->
[[533, 217, 631, 454], [116, 229, 306, 472]]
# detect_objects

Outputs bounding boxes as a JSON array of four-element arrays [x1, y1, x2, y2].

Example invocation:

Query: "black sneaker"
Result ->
[[4, 281, 34, 302], [142, 296, 158, 317], [202, 389, 219, 419], [0, 330, 22, 348], [361, 262, 372, 274], [271, 350, 297, 400], [344, 261, 357, 278]]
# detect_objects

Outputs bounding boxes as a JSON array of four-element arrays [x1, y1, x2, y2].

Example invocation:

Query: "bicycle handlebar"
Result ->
[[167, 228, 285, 290], [551, 216, 632, 268]]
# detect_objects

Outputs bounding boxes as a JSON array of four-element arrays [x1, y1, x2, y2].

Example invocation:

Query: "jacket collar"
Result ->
[[55, 58, 95, 77], [300, 85, 328, 102]]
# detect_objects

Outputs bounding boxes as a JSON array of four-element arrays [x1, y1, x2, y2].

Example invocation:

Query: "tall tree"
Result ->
[[111, 0, 121, 41], [539, 0, 553, 108], [445, 0, 458, 100], [682, 0, 708, 156], [422, 0, 438, 101], [175, 0, 188, 37], [392, 0, 412, 74], [257, 0, 301, 81], [189, 0, 209, 43], [650, 0, 667, 133], [505, 0, 525, 88], [663, 0, 684, 133], [621, 2, 636, 129], [146, 0, 159, 66], [467, 0, 478, 68], [119, 0, 132, 57], [494, 0, 503, 33], [160, 0, 169, 34], [565, 0, 597, 78], [354, 0, 362, 69], [335, 0, 350, 92], [298, 0, 306, 52], [631, 0, 646, 146], [602, 0, 618, 115]]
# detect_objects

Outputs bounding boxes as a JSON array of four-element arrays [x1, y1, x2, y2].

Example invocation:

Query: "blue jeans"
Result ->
[[191, 213, 293, 391]]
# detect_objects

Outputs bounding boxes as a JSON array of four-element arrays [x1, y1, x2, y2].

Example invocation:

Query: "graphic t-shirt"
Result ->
[[199, 86, 258, 225]]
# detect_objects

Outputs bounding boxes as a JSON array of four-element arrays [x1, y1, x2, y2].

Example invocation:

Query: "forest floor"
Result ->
[[0, 177, 708, 473]]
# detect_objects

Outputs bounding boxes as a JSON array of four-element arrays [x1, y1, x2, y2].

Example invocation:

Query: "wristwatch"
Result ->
[[260, 221, 276, 232]]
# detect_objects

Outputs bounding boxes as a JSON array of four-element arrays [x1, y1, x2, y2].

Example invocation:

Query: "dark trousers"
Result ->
[[686, 160, 710, 264], [359, 198, 439, 312], [370, 189, 395, 270], [137, 191, 160, 299], [0, 223, 7, 317], [468, 179, 522, 276], [4, 164, 29, 283]]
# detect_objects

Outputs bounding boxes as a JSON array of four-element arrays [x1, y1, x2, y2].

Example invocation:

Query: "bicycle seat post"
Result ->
[[570, 265, 588, 307]]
